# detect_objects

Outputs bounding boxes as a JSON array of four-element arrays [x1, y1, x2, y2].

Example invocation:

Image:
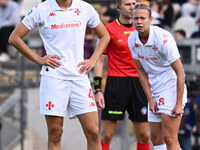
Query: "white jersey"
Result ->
[[22, 0, 100, 80], [128, 26, 183, 97]]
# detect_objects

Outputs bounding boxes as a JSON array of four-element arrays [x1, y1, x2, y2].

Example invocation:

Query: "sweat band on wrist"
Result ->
[[94, 76, 102, 90], [94, 89, 101, 95]]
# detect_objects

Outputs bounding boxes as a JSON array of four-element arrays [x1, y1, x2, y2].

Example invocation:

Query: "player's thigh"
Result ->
[[149, 122, 164, 145], [134, 122, 149, 135], [45, 115, 64, 132], [77, 112, 99, 136], [161, 113, 182, 137], [100, 120, 117, 135], [134, 122, 149, 140]]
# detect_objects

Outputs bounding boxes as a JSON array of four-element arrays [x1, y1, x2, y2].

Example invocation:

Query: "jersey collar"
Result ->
[[145, 26, 154, 46], [135, 25, 154, 46], [51, 0, 77, 11]]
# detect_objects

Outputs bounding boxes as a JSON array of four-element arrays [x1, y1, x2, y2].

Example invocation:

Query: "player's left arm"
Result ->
[[171, 58, 185, 116], [78, 22, 110, 74]]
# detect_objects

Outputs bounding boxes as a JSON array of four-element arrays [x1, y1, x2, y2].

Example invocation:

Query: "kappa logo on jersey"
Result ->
[[134, 44, 139, 48], [88, 88, 95, 107], [163, 40, 168, 44], [74, 8, 81, 15], [49, 12, 56, 17], [158, 97, 165, 105], [46, 101, 55, 110], [152, 45, 158, 51], [51, 21, 81, 29]]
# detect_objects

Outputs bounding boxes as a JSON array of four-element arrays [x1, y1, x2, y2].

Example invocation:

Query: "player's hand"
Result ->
[[95, 92, 105, 109], [149, 100, 158, 114], [171, 104, 184, 117], [38, 55, 61, 69], [78, 59, 96, 74]]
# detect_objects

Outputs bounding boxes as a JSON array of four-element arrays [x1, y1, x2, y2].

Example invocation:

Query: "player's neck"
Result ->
[[118, 17, 132, 25], [139, 33, 149, 45], [56, 0, 72, 10]]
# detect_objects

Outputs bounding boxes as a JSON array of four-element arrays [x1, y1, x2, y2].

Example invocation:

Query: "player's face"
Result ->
[[118, 0, 136, 19], [133, 9, 152, 35]]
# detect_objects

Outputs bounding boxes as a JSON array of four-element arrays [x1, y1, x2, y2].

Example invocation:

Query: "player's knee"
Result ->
[[137, 131, 150, 143], [151, 134, 163, 145], [48, 126, 63, 144], [86, 126, 99, 141], [101, 131, 113, 143], [163, 134, 173, 146]]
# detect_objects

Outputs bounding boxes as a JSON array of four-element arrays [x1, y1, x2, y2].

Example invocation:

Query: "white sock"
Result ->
[[154, 144, 167, 150]]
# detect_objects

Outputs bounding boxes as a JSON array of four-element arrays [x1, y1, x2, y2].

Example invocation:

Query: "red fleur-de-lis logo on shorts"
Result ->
[[46, 101, 55, 110], [158, 97, 165, 105], [74, 8, 81, 15]]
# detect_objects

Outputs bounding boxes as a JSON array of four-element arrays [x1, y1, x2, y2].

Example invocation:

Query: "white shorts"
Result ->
[[148, 85, 187, 122], [40, 76, 97, 118]]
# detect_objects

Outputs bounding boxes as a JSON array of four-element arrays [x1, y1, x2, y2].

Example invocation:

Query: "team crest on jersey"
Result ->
[[141, 107, 147, 115], [152, 45, 158, 51], [74, 8, 81, 15]]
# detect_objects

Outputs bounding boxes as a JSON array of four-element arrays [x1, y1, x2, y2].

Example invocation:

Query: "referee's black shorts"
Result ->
[[101, 77, 148, 122]]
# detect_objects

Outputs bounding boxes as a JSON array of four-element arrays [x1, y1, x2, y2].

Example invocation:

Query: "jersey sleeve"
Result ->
[[128, 33, 138, 60], [22, 6, 39, 30], [86, 4, 100, 29], [161, 34, 180, 64]]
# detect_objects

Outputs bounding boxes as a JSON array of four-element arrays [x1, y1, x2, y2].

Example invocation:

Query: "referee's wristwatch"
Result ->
[[94, 89, 101, 94]]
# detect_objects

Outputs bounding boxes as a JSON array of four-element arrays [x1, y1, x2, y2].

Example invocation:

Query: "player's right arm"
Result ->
[[134, 59, 158, 114], [94, 54, 106, 109], [9, 23, 61, 69]]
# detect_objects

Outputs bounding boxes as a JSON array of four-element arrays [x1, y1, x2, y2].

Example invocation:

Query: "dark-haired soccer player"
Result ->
[[9, 0, 110, 149]]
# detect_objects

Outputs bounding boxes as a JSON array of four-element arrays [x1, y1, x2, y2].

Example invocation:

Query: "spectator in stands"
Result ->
[[99, 3, 117, 24], [136, 0, 150, 6], [181, 0, 200, 23], [173, 0, 187, 6], [0, 0, 20, 62], [191, 17, 200, 38], [150, 0, 162, 26], [178, 96, 197, 150], [174, 29, 186, 40], [157, 0, 174, 31]]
